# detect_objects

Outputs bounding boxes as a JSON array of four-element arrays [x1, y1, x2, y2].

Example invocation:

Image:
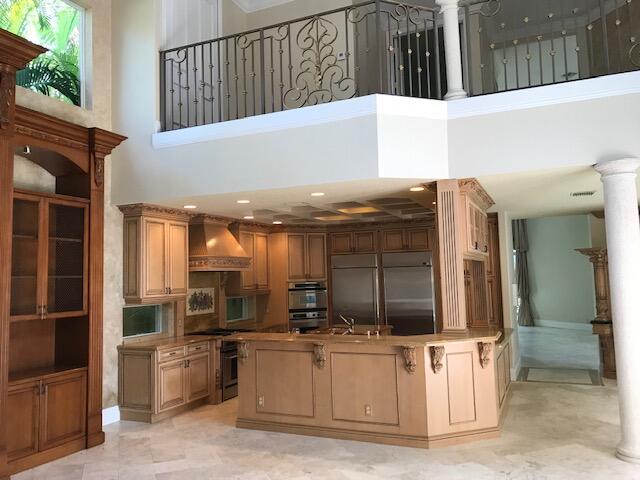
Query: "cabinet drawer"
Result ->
[[159, 347, 185, 362], [187, 342, 209, 355]]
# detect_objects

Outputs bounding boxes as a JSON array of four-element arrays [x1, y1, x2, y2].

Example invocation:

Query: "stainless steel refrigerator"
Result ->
[[331, 254, 379, 326], [382, 251, 435, 335]]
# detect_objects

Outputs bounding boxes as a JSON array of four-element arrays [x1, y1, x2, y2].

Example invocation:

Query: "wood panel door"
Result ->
[[353, 231, 377, 253], [381, 229, 405, 252], [287, 234, 307, 280], [406, 228, 429, 251], [158, 359, 186, 412], [186, 353, 210, 402], [306, 234, 326, 280], [239, 231, 256, 289], [7, 380, 40, 462], [167, 221, 188, 295], [143, 218, 167, 297], [330, 233, 353, 254], [39, 371, 87, 451], [254, 233, 269, 289]]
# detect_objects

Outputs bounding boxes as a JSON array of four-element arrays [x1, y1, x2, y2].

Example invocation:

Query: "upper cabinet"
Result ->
[[329, 231, 377, 255], [458, 180, 494, 259], [381, 226, 433, 252], [10, 191, 88, 322], [228, 226, 270, 293], [120, 205, 190, 304], [287, 233, 326, 280]]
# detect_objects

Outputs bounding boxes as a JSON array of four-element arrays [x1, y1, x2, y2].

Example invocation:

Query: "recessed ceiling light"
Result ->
[[183, 205, 197, 209], [272, 221, 283, 225], [410, 186, 425, 192], [237, 200, 251, 204], [311, 192, 325, 197], [243, 215, 254, 220]]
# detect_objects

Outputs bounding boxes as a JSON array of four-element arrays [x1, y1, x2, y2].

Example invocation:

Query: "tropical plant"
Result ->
[[0, 0, 81, 106]]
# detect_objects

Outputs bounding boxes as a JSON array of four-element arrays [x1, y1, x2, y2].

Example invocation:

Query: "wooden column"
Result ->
[[86, 129, 125, 447], [576, 248, 616, 379], [0, 31, 46, 480], [435, 180, 467, 332]]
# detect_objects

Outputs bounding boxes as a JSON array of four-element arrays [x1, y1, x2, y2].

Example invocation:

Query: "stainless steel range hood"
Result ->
[[188, 215, 251, 272]]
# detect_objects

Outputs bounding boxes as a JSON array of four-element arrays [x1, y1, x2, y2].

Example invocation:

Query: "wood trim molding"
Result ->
[[313, 344, 327, 369], [402, 346, 417, 374], [430, 346, 445, 373], [458, 178, 495, 211], [0, 31, 48, 479], [478, 342, 492, 368], [435, 180, 467, 332], [189, 256, 252, 272], [118, 203, 191, 222], [238, 342, 249, 363]]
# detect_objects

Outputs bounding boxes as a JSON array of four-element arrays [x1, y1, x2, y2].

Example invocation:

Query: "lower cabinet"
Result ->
[[119, 339, 214, 423], [495, 336, 512, 410], [7, 369, 87, 463]]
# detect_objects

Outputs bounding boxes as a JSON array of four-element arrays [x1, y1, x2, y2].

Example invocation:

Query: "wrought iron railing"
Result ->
[[159, 0, 443, 131], [461, 0, 640, 95]]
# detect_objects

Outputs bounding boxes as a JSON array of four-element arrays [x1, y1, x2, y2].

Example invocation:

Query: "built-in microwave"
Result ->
[[288, 281, 328, 312]]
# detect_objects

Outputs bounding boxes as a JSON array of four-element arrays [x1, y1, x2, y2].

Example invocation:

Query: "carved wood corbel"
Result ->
[[402, 346, 417, 374], [313, 343, 326, 369], [478, 342, 492, 368], [430, 345, 445, 373], [238, 342, 249, 363]]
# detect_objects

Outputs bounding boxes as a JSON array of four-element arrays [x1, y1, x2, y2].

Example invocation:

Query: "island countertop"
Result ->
[[227, 327, 503, 347]]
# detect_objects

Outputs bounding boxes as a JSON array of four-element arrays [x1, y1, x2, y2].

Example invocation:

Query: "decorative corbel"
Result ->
[[238, 342, 248, 364], [430, 345, 445, 373], [402, 346, 417, 374], [478, 342, 492, 368], [313, 343, 326, 369]]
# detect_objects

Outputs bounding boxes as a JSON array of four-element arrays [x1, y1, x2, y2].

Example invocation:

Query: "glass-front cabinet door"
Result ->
[[10, 192, 88, 322], [46, 200, 88, 318], [10, 195, 44, 320]]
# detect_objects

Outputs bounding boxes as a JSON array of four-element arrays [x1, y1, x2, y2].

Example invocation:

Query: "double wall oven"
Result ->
[[288, 281, 328, 330]]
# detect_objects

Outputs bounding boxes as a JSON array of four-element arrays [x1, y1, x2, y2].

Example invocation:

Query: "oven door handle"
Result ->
[[226, 354, 238, 360]]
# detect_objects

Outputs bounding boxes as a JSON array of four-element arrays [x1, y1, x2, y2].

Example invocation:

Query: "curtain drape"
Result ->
[[513, 219, 535, 327]]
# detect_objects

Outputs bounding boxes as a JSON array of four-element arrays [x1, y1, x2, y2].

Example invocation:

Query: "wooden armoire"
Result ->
[[0, 30, 126, 478]]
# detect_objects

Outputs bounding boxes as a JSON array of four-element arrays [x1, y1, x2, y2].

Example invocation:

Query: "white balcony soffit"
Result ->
[[152, 71, 640, 150]]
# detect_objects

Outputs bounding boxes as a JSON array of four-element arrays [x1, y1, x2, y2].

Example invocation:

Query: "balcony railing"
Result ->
[[461, 0, 640, 95], [159, 0, 640, 131], [160, 0, 443, 131]]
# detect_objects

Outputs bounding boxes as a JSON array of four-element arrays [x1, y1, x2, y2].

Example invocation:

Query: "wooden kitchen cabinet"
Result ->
[[329, 231, 377, 254], [120, 205, 190, 304], [460, 197, 489, 257], [229, 227, 269, 293], [119, 337, 217, 423], [381, 227, 432, 252], [7, 369, 87, 462], [10, 192, 89, 322], [287, 233, 326, 280], [486, 214, 503, 327]]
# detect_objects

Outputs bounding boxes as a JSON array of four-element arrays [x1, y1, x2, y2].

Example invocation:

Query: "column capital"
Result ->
[[435, 0, 460, 11], [594, 158, 640, 178]]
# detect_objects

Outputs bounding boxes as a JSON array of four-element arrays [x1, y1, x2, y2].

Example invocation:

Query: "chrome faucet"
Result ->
[[339, 314, 355, 335]]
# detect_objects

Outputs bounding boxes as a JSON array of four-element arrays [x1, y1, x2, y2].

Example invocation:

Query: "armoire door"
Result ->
[[39, 371, 87, 451], [6, 380, 40, 462]]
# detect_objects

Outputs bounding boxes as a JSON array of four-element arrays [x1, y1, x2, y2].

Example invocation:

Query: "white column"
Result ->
[[594, 158, 640, 463], [435, 0, 467, 100]]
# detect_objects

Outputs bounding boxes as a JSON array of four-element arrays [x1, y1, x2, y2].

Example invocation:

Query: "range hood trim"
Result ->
[[189, 216, 252, 272]]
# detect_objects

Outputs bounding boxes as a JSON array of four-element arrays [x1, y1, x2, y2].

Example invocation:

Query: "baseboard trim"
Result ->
[[533, 320, 592, 332], [102, 406, 120, 426]]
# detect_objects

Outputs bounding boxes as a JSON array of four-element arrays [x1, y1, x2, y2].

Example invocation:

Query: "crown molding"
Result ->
[[230, 0, 295, 13]]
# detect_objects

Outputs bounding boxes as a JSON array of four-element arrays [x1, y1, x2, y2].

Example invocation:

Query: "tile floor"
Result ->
[[13, 379, 640, 480], [518, 325, 600, 370]]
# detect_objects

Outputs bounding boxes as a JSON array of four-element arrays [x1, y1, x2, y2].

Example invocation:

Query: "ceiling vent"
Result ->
[[570, 190, 596, 197]]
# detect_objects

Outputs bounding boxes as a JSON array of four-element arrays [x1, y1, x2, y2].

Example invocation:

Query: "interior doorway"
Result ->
[[512, 213, 602, 386]]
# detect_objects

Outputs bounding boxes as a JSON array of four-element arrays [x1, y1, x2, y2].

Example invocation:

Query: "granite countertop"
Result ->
[[117, 335, 219, 351], [226, 327, 503, 347]]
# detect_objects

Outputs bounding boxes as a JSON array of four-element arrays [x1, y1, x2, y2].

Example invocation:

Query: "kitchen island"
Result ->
[[230, 328, 512, 448]]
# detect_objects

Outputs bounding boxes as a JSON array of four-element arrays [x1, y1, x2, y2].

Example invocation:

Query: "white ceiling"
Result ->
[[164, 178, 436, 224], [480, 165, 630, 220]]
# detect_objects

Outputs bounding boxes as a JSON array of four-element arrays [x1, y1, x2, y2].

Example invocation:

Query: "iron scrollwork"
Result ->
[[479, 0, 502, 17], [283, 15, 357, 109]]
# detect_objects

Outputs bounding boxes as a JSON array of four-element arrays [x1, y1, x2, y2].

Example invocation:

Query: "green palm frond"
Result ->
[[16, 57, 80, 105]]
